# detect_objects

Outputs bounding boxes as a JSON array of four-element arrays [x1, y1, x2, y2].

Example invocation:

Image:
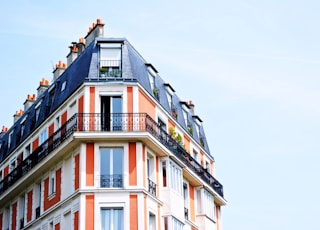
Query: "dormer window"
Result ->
[[35, 100, 42, 122], [164, 83, 176, 118], [20, 116, 27, 137], [146, 64, 159, 99], [61, 81, 67, 92], [8, 130, 13, 148], [100, 43, 122, 77]]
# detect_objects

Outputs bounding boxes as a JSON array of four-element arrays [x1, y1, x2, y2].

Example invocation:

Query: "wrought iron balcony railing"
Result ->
[[0, 113, 224, 198], [148, 178, 157, 196], [100, 174, 123, 188]]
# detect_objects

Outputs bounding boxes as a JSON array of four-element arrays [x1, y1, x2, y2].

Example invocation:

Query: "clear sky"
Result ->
[[1, 1, 320, 229]]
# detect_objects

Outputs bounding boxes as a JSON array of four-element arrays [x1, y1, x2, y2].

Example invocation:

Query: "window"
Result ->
[[47, 86, 56, 114], [147, 154, 156, 196], [192, 150, 199, 163], [149, 72, 155, 91], [25, 144, 31, 156], [19, 195, 25, 229], [162, 161, 167, 187], [149, 212, 156, 230], [10, 157, 16, 172], [183, 182, 189, 219], [4, 206, 10, 230], [169, 161, 183, 195], [162, 160, 183, 195], [61, 81, 67, 91], [172, 217, 183, 230], [196, 188, 216, 221], [20, 120, 26, 137], [8, 130, 13, 148], [166, 92, 172, 110], [100, 44, 122, 77], [35, 100, 42, 122], [204, 189, 215, 220], [158, 117, 166, 131], [182, 110, 188, 127], [100, 148, 123, 188], [40, 128, 48, 145], [205, 161, 210, 172], [49, 221, 54, 230], [49, 171, 56, 195], [101, 208, 123, 230], [163, 216, 185, 230]]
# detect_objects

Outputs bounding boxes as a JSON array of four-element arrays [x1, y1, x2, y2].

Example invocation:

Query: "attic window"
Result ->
[[61, 81, 67, 92], [8, 130, 14, 148], [35, 103, 41, 122], [100, 44, 121, 69]]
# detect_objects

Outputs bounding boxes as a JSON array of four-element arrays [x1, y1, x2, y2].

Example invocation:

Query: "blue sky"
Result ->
[[1, 1, 320, 229]]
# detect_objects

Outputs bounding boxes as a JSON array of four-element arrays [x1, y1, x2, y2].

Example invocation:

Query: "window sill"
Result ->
[[48, 192, 56, 200]]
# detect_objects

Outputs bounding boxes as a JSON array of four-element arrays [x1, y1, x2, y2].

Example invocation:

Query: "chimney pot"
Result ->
[[37, 78, 50, 97], [85, 19, 105, 45], [188, 100, 195, 115], [53, 60, 67, 80]]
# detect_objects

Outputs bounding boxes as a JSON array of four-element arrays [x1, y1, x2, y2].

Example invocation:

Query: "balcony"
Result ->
[[0, 113, 223, 198]]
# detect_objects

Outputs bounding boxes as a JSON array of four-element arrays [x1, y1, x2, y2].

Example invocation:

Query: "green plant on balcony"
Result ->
[[188, 126, 193, 135], [99, 67, 108, 77], [169, 127, 176, 138], [176, 133, 182, 144]]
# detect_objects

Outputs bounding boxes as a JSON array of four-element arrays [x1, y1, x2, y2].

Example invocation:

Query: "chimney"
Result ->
[[76, 37, 86, 54], [85, 19, 104, 46], [67, 42, 78, 67], [188, 100, 195, 115], [0, 126, 8, 137], [13, 109, 24, 123], [37, 78, 50, 97], [53, 60, 67, 80], [24, 94, 37, 111]]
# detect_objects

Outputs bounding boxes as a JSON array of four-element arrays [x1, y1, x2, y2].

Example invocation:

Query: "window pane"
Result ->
[[101, 209, 111, 230], [101, 208, 123, 230], [101, 148, 111, 175], [112, 97, 122, 113], [114, 209, 123, 230], [113, 148, 123, 175]]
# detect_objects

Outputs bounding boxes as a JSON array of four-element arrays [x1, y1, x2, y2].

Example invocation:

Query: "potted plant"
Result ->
[[99, 67, 107, 77]]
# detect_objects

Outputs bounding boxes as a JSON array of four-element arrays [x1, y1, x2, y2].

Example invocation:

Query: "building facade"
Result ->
[[0, 19, 226, 230]]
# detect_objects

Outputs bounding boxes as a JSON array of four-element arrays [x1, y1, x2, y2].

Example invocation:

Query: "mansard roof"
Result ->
[[0, 37, 211, 163]]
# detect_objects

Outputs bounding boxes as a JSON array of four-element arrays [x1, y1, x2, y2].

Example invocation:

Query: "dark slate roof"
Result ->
[[0, 38, 211, 163]]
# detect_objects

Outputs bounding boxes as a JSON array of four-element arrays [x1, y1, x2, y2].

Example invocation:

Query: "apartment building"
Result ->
[[0, 19, 226, 230]]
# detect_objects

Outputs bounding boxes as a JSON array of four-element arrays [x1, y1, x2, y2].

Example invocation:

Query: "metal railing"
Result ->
[[100, 174, 123, 188], [0, 113, 224, 198], [148, 178, 157, 196]]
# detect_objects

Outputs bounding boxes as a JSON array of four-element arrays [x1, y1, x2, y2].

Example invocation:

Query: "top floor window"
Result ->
[[100, 43, 122, 77]]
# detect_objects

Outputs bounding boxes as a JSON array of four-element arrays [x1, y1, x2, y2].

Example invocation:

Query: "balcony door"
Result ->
[[101, 96, 122, 131]]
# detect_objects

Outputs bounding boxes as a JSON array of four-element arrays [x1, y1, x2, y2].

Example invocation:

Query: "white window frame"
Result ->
[[100, 206, 124, 230], [169, 161, 183, 196], [172, 216, 184, 230], [40, 128, 48, 145], [49, 170, 56, 196]]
